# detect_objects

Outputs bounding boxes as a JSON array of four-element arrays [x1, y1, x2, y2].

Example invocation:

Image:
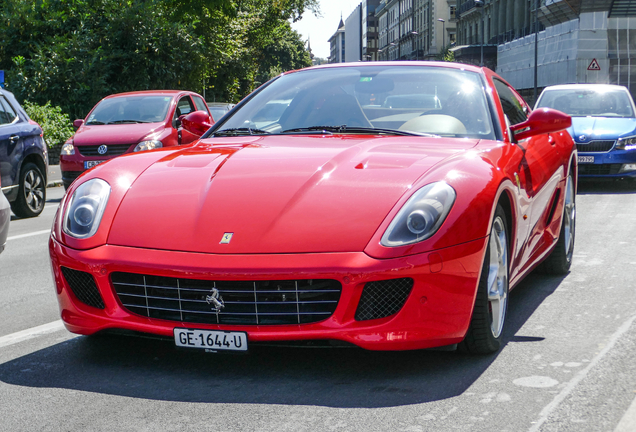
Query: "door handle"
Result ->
[[9, 135, 19, 144], [548, 134, 555, 145]]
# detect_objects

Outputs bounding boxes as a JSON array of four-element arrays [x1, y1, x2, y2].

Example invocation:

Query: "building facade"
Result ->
[[328, 18, 346, 63], [377, 0, 457, 61]]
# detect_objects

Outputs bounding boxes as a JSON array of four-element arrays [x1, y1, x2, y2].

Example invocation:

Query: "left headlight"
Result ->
[[63, 178, 111, 239], [134, 140, 163, 152], [381, 182, 456, 247], [616, 136, 636, 150]]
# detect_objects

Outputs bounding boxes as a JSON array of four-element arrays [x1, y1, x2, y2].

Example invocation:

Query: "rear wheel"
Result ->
[[538, 174, 575, 275], [10, 162, 46, 218], [460, 204, 509, 354]]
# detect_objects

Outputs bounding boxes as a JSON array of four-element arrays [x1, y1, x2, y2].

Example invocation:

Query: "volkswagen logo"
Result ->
[[97, 145, 108, 155]]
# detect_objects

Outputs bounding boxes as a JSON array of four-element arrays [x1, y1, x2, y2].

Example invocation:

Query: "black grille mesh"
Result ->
[[355, 278, 414, 321], [111, 272, 342, 326], [78, 144, 132, 157], [576, 140, 615, 153], [61, 267, 105, 309], [578, 163, 622, 175]]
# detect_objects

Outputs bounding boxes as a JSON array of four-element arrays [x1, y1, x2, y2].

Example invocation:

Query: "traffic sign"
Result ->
[[0, 70, 4, 88], [588, 59, 601, 71]]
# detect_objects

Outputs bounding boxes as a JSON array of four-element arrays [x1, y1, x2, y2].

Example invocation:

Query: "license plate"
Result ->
[[84, 160, 105, 169], [578, 156, 594, 164], [174, 328, 248, 352]]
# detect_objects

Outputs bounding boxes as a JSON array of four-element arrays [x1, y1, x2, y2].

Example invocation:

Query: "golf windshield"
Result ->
[[85, 96, 172, 125]]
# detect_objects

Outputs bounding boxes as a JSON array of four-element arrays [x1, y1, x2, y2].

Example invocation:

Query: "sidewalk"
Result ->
[[47, 165, 63, 188]]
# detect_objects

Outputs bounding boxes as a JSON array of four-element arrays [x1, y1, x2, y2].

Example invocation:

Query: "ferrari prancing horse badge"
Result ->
[[220, 232, 233, 244]]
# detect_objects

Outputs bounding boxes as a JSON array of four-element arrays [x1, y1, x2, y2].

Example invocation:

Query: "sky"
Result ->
[[291, 0, 363, 60]]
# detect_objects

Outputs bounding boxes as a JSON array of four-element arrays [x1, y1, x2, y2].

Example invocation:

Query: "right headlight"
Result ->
[[63, 178, 111, 239], [381, 182, 456, 247], [616, 136, 636, 150], [61, 142, 75, 155]]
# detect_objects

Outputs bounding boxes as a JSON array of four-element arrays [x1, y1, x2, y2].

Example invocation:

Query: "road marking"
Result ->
[[0, 320, 66, 349], [6, 229, 51, 241], [615, 395, 636, 432], [529, 313, 636, 431]]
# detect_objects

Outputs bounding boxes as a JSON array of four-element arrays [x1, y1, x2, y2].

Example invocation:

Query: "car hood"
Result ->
[[569, 117, 636, 142], [107, 135, 479, 253], [73, 123, 165, 145]]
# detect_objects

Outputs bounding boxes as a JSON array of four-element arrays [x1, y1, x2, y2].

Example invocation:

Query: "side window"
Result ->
[[0, 97, 17, 125], [175, 96, 194, 118], [493, 79, 528, 125], [193, 96, 208, 113]]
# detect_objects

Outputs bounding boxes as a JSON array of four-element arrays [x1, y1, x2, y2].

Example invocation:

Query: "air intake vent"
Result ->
[[355, 278, 414, 321], [61, 267, 105, 309], [576, 140, 615, 153], [111, 273, 342, 325], [78, 144, 132, 157], [578, 163, 622, 175]]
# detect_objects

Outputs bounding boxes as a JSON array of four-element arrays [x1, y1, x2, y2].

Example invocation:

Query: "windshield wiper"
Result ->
[[212, 127, 271, 136], [281, 125, 438, 137], [85, 121, 106, 125], [107, 120, 150, 124]]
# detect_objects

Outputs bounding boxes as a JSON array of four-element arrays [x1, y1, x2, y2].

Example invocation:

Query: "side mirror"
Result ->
[[73, 119, 84, 129], [510, 108, 571, 141], [181, 110, 214, 136]]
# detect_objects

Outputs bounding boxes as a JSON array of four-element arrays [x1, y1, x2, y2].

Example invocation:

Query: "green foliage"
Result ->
[[437, 46, 456, 62], [23, 101, 74, 148], [0, 0, 316, 116]]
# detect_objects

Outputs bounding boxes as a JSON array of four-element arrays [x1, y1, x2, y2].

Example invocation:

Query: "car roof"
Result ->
[[286, 61, 485, 75], [103, 90, 194, 99]]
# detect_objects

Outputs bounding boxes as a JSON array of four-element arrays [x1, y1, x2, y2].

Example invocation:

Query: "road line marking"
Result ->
[[0, 320, 66, 349], [529, 313, 636, 432], [614, 395, 636, 432], [6, 229, 51, 241]]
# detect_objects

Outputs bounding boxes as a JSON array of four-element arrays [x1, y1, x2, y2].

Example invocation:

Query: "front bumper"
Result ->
[[578, 149, 636, 178], [49, 236, 487, 351]]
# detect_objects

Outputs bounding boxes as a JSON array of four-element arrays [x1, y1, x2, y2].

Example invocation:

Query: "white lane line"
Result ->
[[615, 395, 636, 432], [0, 320, 67, 349], [6, 229, 51, 241], [529, 313, 636, 432]]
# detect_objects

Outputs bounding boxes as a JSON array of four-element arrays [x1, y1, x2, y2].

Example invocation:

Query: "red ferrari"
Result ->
[[49, 62, 576, 354]]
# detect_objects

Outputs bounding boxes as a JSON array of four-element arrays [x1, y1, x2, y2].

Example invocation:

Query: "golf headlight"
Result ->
[[63, 179, 111, 238], [61, 143, 75, 155], [616, 136, 636, 150], [381, 182, 456, 247], [134, 140, 162, 152]]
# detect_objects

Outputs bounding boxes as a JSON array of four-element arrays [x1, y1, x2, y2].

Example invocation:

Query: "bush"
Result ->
[[23, 101, 74, 148]]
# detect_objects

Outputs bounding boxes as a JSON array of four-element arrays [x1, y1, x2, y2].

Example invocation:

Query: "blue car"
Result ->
[[0, 88, 48, 217], [535, 84, 636, 179]]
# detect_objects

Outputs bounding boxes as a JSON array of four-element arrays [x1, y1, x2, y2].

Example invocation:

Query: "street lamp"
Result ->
[[475, 0, 485, 67], [411, 31, 419, 60], [438, 18, 446, 53]]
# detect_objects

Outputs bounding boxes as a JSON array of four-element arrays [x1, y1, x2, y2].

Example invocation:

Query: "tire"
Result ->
[[460, 204, 509, 354], [538, 174, 575, 275], [10, 162, 46, 218]]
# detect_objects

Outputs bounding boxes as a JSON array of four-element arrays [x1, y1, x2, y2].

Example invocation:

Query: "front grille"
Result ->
[[111, 273, 342, 325], [577, 140, 615, 153], [355, 278, 414, 321], [78, 144, 132, 157], [61, 267, 105, 309], [578, 163, 622, 175]]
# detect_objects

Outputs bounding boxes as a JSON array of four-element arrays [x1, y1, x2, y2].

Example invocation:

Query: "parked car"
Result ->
[[535, 84, 636, 179], [0, 177, 10, 253], [60, 90, 213, 189], [50, 62, 576, 355], [206, 102, 235, 122], [0, 88, 48, 218]]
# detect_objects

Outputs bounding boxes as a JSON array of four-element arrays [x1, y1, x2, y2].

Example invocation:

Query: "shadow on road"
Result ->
[[0, 272, 564, 408], [577, 178, 636, 195]]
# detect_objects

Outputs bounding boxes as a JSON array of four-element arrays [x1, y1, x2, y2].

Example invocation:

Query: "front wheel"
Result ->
[[538, 174, 575, 275], [10, 162, 46, 218], [460, 204, 509, 354]]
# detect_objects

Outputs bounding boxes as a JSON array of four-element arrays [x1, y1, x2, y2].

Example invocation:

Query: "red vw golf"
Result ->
[[59, 90, 213, 189], [50, 62, 576, 354]]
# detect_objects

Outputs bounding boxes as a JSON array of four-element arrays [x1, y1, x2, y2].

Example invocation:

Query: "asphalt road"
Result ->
[[1, 180, 636, 432]]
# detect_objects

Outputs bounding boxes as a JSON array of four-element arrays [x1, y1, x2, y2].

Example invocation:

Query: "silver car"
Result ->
[[0, 178, 9, 253]]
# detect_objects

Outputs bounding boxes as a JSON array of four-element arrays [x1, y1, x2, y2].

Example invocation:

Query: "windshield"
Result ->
[[536, 88, 635, 118], [216, 65, 495, 139], [85, 95, 172, 125]]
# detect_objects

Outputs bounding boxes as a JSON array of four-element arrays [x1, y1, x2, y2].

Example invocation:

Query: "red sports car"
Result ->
[[59, 90, 213, 189], [49, 62, 576, 354]]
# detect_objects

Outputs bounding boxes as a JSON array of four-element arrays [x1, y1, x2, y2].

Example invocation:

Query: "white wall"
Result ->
[[345, 5, 362, 62]]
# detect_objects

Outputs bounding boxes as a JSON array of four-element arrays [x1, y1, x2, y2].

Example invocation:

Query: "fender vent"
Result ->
[[61, 267, 105, 309], [355, 278, 414, 321]]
